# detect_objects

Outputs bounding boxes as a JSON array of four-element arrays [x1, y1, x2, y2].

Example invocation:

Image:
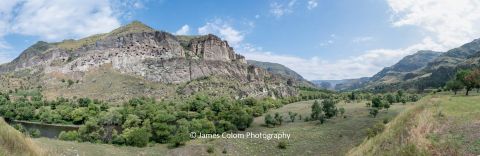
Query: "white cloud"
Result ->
[[243, 0, 480, 80], [270, 0, 297, 18], [198, 19, 244, 47], [318, 34, 337, 47], [239, 37, 443, 80], [175, 25, 190, 35], [307, 0, 318, 10], [388, 0, 480, 50], [0, 0, 146, 64], [9, 0, 121, 41], [352, 36, 374, 43]]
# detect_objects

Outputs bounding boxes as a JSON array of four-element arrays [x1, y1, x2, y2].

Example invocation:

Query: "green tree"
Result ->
[[59, 131, 79, 141], [274, 112, 283, 125], [78, 119, 103, 143], [264, 114, 275, 127], [170, 119, 190, 147], [322, 98, 337, 119], [369, 108, 379, 118], [445, 79, 463, 95], [457, 70, 475, 96], [123, 114, 141, 129], [122, 127, 151, 147], [288, 112, 297, 122], [311, 100, 322, 120]]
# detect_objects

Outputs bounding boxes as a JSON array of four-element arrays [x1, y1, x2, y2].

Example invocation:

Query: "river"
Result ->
[[5, 119, 79, 138]]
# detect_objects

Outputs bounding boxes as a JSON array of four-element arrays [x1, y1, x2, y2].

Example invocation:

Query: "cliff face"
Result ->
[[0, 21, 296, 101]]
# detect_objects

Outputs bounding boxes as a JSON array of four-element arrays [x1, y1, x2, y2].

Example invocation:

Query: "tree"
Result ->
[[322, 98, 337, 119], [311, 100, 322, 120], [457, 70, 476, 96], [122, 127, 151, 147], [445, 79, 463, 95], [170, 119, 190, 147], [371, 97, 384, 109], [59, 131, 79, 141], [369, 108, 379, 118], [274, 112, 283, 125], [385, 94, 396, 104], [339, 107, 345, 117], [465, 69, 480, 95], [264, 114, 275, 127], [78, 119, 103, 143], [123, 114, 141, 129], [288, 112, 297, 122]]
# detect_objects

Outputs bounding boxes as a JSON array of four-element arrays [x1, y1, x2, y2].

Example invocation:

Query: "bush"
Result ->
[[28, 129, 41, 138], [122, 127, 151, 147], [278, 141, 287, 149], [366, 122, 385, 138], [264, 114, 275, 127], [59, 131, 79, 141], [207, 146, 214, 153]]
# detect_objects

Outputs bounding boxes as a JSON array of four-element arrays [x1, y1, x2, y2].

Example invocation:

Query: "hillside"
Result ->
[[0, 118, 43, 156], [360, 38, 480, 92], [247, 60, 316, 88], [348, 93, 480, 156], [0, 21, 298, 102], [247, 60, 304, 80], [370, 50, 442, 84]]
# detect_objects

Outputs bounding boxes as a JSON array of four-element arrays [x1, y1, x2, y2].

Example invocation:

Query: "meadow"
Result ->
[[34, 99, 409, 156]]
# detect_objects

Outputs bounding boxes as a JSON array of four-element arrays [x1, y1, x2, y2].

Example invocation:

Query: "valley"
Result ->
[[0, 8, 480, 156]]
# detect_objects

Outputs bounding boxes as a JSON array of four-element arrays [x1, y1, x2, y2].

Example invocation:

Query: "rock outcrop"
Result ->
[[0, 21, 297, 101]]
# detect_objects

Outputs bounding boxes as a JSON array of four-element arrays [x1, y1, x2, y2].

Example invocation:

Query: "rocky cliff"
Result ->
[[0, 21, 297, 102]]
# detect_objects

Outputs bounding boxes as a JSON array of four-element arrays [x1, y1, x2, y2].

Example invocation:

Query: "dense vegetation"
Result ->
[[0, 87, 330, 147]]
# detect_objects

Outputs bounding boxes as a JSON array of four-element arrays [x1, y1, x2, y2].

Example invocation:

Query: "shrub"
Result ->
[[369, 108, 379, 118], [278, 141, 287, 149], [207, 146, 214, 153], [122, 127, 151, 147], [28, 129, 41, 138], [58, 131, 79, 141], [264, 114, 275, 127]]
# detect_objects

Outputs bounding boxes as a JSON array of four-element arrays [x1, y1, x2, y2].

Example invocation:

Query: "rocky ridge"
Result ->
[[0, 21, 297, 101]]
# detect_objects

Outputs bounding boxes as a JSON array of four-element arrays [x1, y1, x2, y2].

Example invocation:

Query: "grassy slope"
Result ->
[[348, 92, 480, 156], [0, 118, 43, 156], [35, 100, 409, 156]]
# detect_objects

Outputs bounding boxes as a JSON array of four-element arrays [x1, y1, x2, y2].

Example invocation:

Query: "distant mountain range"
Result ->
[[313, 38, 480, 91]]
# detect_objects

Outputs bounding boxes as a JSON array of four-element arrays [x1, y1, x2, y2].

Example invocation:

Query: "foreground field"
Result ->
[[0, 118, 43, 156], [35, 100, 409, 156], [349, 92, 480, 156]]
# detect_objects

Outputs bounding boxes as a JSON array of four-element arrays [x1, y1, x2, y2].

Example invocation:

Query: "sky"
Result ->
[[1, 0, 480, 80]]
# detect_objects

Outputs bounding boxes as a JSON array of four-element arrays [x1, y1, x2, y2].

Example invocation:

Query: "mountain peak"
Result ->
[[108, 20, 155, 36]]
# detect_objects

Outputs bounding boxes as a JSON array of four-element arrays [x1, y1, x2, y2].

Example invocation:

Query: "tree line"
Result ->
[[0, 87, 331, 147]]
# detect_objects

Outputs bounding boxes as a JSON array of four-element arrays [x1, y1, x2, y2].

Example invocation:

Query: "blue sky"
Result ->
[[1, 0, 480, 80]]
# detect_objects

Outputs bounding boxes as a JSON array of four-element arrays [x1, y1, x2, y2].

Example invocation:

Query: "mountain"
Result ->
[[365, 38, 480, 92], [247, 60, 303, 80], [246, 60, 316, 88], [0, 21, 298, 102], [369, 50, 442, 84], [312, 80, 347, 90]]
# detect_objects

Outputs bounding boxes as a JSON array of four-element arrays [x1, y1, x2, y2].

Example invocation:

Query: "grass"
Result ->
[[348, 92, 480, 156], [0, 118, 44, 156], [55, 21, 155, 51], [34, 99, 409, 155]]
